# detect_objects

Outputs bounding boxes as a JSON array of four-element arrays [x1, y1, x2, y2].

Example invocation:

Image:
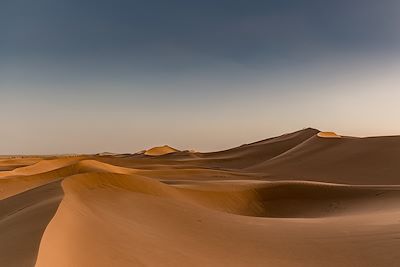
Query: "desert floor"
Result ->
[[1, 128, 400, 266]]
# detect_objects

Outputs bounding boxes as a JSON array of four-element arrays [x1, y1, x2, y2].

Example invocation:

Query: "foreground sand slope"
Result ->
[[35, 173, 400, 267], [0, 180, 63, 267]]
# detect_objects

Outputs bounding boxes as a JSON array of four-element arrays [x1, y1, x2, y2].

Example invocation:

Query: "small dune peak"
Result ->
[[144, 145, 180, 156], [303, 127, 320, 132], [317, 131, 341, 138]]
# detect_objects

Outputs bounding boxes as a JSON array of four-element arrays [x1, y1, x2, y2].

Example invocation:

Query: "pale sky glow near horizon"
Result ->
[[1, 1, 400, 154]]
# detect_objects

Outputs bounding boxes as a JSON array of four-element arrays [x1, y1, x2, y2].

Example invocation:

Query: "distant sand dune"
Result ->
[[249, 134, 400, 184], [317, 131, 341, 138], [0, 157, 42, 171], [144, 145, 180, 156]]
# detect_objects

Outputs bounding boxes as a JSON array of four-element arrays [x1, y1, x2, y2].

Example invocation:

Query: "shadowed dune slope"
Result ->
[[92, 128, 319, 171], [196, 128, 319, 168], [173, 180, 400, 217], [250, 135, 400, 184], [142, 128, 319, 169], [0, 180, 63, 267]]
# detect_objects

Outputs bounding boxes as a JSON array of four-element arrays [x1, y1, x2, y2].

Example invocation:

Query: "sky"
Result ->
[[1, 0, 400, 154]]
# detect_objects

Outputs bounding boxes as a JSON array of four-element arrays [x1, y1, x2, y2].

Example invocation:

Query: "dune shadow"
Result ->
[[171, 181, 400, 218], [0, 180, 63, 267]]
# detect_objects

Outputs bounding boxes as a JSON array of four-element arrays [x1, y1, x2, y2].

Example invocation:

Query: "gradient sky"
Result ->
[[1, 0, 400, 154]]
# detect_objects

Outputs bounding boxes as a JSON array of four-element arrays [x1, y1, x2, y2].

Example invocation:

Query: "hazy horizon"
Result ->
[[2, 0, 400, 154]]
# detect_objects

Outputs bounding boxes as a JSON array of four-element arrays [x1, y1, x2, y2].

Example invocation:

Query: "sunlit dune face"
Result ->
[[317, 132, 341, 138], [144, 145, 179, 156]]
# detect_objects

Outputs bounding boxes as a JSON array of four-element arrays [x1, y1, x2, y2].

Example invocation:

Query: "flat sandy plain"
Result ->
[[1, 128, 400, 266]]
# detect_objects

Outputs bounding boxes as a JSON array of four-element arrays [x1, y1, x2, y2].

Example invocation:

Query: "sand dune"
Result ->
[[1, 128, 400, 266], [317, 131, 341, 138], [0, 158, 81, 178], [250, 134, 400, 184], [193, 128, 319, 169], [0, 159, 138, 199], [0, 157, 42, 171], [35, 172, 400, 267], [144, 145, 180, 156], [172, 180, 400, 217]]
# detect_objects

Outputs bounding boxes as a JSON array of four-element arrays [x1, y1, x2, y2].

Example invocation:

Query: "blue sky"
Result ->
[[1, 0, 400, 154]]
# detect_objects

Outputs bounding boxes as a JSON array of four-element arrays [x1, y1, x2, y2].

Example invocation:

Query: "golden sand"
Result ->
[[1, 128, 400, 266]]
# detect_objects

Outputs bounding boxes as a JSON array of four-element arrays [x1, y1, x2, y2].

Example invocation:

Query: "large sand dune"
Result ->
[[250, 133, 400, 184], [1, 128, 400, 266]]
